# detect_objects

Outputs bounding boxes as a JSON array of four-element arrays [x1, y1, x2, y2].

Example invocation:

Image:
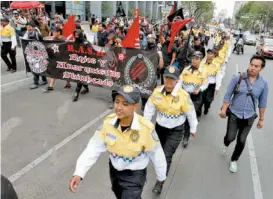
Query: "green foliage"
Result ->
[[101, 2, 109, 13], [181, 1, 215, 22], [235, 2, 273, 30]]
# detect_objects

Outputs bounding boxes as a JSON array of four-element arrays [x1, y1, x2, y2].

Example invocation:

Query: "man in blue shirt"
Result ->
[[219, 55, 268, 173]]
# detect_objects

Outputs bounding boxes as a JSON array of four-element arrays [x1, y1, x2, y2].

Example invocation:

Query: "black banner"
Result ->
[[21, 39, 158, 97], [116, 1, 126, 17]]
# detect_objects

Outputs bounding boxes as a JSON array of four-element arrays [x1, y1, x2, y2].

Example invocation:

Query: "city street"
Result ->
[[1, 40, 273, 199]]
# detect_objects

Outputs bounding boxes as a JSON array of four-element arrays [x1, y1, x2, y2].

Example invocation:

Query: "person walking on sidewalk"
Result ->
[[69, 85, 167, 199], [1, 18, 17, 73], [144, 66, 198, 194], [219, 55, 268, 173]]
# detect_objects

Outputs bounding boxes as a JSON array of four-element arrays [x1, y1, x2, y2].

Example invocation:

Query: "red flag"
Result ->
[[168, 2, 177, 17], [168, 17, 194, 52], [62, 15, 76, 38], [122, 16, 140, 48]]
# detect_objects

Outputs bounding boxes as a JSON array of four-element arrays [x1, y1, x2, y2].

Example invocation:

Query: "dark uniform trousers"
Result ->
[[75, 83, 89, 95], [33, 73, 47, 85], [184, 92, 203, 141], [109, 161, 146, 199], [199, 83, 216, 114], [155, 123, 184, 175], [1, 42, 17, 70], [224, 112, 256, 161]]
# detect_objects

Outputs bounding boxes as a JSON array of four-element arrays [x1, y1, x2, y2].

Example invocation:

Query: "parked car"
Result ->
[[244, 35, 257, 45], [256, 38, 273, 58]]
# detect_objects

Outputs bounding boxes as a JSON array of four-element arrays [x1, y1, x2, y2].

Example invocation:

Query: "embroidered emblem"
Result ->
[[173, 96, 179, 103], [130, 130, 140, 142], [123, 85, 134, 93], [169, 66, 176, 73]]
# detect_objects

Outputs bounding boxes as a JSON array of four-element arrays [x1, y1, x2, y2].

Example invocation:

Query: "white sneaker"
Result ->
[[221, 145, 228, 155], [229, 161, 238, 173]]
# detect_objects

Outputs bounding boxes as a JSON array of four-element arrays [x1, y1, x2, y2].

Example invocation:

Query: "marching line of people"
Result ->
[[2, 13, 269, 199], [69, 30, 258, 199]]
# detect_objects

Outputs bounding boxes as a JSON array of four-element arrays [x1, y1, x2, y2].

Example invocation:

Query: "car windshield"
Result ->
[[247, 35, 256, 39], [264, 38, 273, 45]]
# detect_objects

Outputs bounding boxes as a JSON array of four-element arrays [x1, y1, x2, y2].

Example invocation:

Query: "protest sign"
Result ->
[[21, 39, 158, 97]]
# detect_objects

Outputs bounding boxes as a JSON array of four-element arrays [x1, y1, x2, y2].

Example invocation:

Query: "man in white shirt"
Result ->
[[10, 11, 26, 47]]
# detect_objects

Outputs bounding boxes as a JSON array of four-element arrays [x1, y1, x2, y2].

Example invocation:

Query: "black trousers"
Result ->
[[109, 161, 146, 199], [155, 123, 184, 175], [33, 73, 47, 85], [199, 83, 216, 113], [1, 42, 17, 70], [75, 83, 89, 94], [184, 92, 203, 141], [224, 113, 256, 161]]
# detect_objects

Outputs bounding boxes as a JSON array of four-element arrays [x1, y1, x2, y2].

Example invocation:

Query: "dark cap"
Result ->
[[213, 44, 221, 50], [1, 18, 9, 22], [163, 66, 180, 79], [116, 85, 140, 104], [53, 26, 62, 32], [207, 49, 215, 54], [26, 21, 36, 27], [192, 51, 203, 59]]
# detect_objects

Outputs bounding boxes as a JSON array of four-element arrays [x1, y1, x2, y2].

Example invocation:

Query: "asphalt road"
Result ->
[[1, 37, 272, 199]]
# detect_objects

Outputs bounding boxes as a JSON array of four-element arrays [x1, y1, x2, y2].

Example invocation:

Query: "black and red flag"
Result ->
[[168, 17, 194, 52]]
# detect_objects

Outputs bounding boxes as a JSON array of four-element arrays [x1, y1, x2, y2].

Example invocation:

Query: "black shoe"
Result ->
[[152, 181, 163, 195], [63, 84, 71, 90], [204, 109, 209, 115], [6, 68, 11, 71], [43, 87, 54, 93], [72, 94, 79, 102], [10, 69, 16, 73], [80, 89, 89, 95], [183, 139, 189, 148]]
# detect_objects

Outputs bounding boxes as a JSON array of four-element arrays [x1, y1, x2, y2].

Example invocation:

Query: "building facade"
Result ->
[[45, 1, 164, 21]]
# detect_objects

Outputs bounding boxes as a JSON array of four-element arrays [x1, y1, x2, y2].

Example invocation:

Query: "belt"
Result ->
[[109, 160, 146, 176]]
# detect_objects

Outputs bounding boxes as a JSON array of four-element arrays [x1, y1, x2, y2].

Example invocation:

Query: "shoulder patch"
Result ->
[[152, 130, 159, 141]]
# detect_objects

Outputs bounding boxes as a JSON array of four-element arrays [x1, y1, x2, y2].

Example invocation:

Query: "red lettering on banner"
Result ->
[[87, 47, 93, 55], [78, 46, 85, 54], [67, 44, 74, 52]]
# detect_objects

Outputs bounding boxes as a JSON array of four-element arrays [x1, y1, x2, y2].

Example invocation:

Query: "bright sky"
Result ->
[[214, 0, 236, 18]]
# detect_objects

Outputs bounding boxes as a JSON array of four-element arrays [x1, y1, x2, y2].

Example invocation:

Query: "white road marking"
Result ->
[[1, 77, 32, 87], [8, 109, 112, 183], [234, 64, 263, 199], [247, 132, 264, 199]]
